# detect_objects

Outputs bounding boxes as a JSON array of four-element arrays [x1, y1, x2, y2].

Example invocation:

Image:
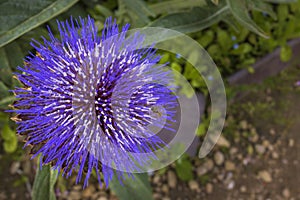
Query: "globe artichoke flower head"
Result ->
[[12, 16, 177, 187]]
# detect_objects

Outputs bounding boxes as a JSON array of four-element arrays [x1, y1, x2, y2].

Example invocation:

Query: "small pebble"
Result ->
[[217, 135, 231, 148], [239, 120, 248, 130], [214, 151, 225, 166], [269, 128, 275, 135], [206, 183, 213, 194], [204, 159, 214, 171], [167, 171, 177, 189], [68, 191, 81, 200], [188, 180, 200, 192], [255, 144, 266, 154], [289, 139, 295, 147], [229, 147, 238, 155], [196, 166, 208, 176], [161, 184, 169, 194], [153, 193, 161, 200], [10, 162, 20, 175], [97, 197, 108, 200], [262, 140, 270, 148], [250, 134, 259, 143], [82, 185, 95, 198], [227, 180, 235, 190], [272, 152, 279, 159], [153, 175, 160, 184], [225, 161, 235, 171], [73, 185, 82, 191], [240, 186, 247, 193], [282, 188, 291, 198], [258, 170, 272, 183]]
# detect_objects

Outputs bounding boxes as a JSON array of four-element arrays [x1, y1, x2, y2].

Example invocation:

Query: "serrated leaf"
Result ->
[[0, 0, 79, 48], [149, 4, 230, 33], [149, 0, 206, 15], [32, 163, 58, 200], [226, 0, 269, 38], [109, 173, 153, 200]]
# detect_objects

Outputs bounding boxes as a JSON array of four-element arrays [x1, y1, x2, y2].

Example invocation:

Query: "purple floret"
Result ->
[[12, 16, 177, 187]]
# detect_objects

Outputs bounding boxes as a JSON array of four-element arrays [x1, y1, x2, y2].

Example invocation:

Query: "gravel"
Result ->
[[214, 151, 225, 166], [258, 170, 272, 183], [205, 183, 213, 194], [167, 171, 177, 189], [225, 161, 236, 171]]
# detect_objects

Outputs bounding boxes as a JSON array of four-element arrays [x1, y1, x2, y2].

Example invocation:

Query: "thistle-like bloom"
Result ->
[[12, 17, 176, 187]]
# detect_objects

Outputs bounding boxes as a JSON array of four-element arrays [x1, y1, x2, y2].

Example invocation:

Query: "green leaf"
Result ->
[[149, 4, 230, 33], [280, 45, 292, 62], [0, 81, 10, 99], [222, 14, 240, 32], [1, 123, 18, 153], [0, 48, 13, 87], [92, 5, 114, 18], [211, 0, 219, 5], [149, 0, 206, 15], [0, 0, 79, 48], [217, 29, 232, 50], [248, 0, 277, 20], [226, 0, 269, 38], [0, 96, 16, 108], [263, 0, 297, 3], [171, 62, 182, 73], [0, 112, 8, 122], [32, 163, 58, 200], [236, 28, 250, 42], [196, 123, 207, 136], [231, 43, 253, 55], [277, 4, 289, 25], [197, 30, 215, 48], [175, 155, 193, 181], [118, 0, 155, 27], [207, 44, 221, 57], [3, 138, 18, 153], [1, 123, 15, 141], [109, 173, 153, 200]]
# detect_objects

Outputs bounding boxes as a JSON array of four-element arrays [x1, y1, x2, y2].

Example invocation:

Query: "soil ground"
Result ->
[[0, 65, 299, 200]]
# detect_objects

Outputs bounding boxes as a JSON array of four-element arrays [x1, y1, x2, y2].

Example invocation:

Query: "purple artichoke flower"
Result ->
[[12, 17, 176, 187]]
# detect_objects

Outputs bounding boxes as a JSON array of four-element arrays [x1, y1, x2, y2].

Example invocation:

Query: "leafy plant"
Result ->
[[32, 161, 58, 200], [109, 173, 153, 200], [0, 0, 299, 199], [175, 154, 194, 181]]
